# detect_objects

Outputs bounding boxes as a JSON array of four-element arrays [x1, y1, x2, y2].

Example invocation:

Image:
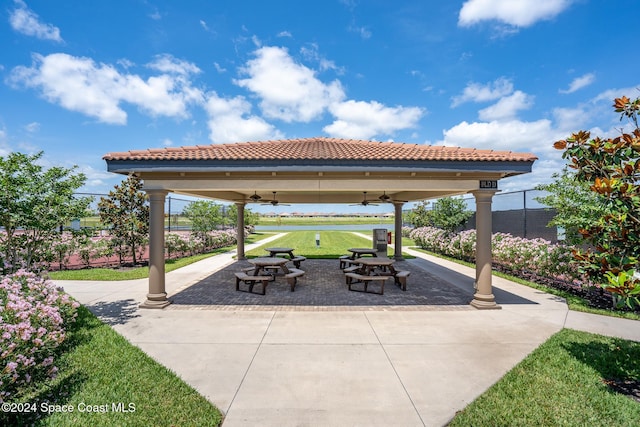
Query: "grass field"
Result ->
[[246, 230, 375, 258]]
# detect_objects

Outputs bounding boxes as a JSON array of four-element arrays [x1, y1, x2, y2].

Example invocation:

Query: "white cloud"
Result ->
[[559, 73, 595, 94], [204, 92, 283, 143], [0, 128, 9, 157], [9, 0, 62, 42], [213, 62, 227, 73], [478, 91, 534, 121], [24, 121, 40, 133], [441, 83, 640, 191], [451, 77, 513, 107], [8, 53, 203, 125], [348, 24, 372, 39], [552, 106, 591, 132], [458, 0, 574, 28], [500, 155, 566, 190], [235, 46, 345, 122], [324, 100, 424, 139], [440, 119, 558, 154], [300, 44, 343, 73], [149, 8, 162, 20], [162, 139, 173, 147], [148, 54, 201, 76]]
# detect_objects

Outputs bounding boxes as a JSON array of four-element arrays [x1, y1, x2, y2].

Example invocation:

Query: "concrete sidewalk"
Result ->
[[55, 237, 640, 427]]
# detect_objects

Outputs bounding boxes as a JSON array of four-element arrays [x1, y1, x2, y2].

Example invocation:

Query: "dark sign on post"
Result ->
[[479, 180, 498, 189]]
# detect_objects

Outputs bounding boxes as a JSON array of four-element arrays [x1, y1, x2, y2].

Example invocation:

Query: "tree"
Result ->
[[553, 95, 640, 308], [406, 201, 433, 228], [183, 200, 222, 237], [430, 197, 473, 234], [98, 175, 149, 265], [535, 168, 611, 246], [226, 204, 259, 228], [0, 151, 91, 274]]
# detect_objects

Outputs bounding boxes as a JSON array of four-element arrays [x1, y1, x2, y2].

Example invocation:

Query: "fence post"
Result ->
[[523, 190, 527, 239], [167, 195, 172, 232]]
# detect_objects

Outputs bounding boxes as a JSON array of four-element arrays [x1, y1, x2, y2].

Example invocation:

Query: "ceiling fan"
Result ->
[[351, 191, 379, 206], [378, 191, 408, 203], [234, 191, 263, 203], [261, 191, 290, 206]]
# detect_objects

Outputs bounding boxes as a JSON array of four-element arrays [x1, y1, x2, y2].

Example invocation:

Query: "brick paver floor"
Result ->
[[168, 258, 472, 311]]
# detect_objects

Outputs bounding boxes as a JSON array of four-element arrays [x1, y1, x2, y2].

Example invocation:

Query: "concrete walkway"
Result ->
[[55, 235, 640, 427]]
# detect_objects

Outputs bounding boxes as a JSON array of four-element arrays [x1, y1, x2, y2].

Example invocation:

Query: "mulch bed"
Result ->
[[493, 264, 640, 315]]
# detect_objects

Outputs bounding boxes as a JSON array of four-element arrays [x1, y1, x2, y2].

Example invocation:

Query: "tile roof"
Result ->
[[103, 137, 537, 163]]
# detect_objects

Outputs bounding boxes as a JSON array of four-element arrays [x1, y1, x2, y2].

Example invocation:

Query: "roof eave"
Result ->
[[105, 158, 535, 176]]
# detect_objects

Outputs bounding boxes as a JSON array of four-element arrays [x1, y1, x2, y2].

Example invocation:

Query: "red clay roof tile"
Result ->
[[103, 137, 537, 163]]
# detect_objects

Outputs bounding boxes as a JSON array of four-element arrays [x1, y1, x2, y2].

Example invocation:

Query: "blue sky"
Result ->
[[2, 0, 639, 214]]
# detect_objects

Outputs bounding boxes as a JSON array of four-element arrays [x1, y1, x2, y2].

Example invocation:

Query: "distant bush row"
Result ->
[[1, 227, 251, 272]]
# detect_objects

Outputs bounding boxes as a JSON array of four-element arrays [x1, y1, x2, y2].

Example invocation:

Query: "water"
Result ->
[[255, 224, 396, 232]]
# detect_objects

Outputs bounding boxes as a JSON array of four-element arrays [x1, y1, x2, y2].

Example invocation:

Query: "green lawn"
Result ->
[[3, 306, 223, 427], [245, 230, 402, 258], [449, 329, 640, 427]]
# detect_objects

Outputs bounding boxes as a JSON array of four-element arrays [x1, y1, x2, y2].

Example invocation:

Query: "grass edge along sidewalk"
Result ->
[[2, 305, 223, 427], [449, 328, 640, 427]]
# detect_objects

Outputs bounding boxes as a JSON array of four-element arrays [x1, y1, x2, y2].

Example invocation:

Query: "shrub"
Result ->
[[410, 226, 585, 286], [0, 270, 79, 402]]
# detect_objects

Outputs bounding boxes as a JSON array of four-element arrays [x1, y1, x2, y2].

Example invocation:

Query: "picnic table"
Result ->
[[353, 257, 395, 275], [248, 257, 291, 276], [348, 257, 410, 292], [239, 257, 305, 294], [346, 248, 378, 259], [265, 247, 296, 259]]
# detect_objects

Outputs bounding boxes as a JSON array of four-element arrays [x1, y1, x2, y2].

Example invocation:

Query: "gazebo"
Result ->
[[103, 137, 537, 310]]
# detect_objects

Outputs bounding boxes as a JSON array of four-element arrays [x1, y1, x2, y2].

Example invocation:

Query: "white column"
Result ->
[[471, 190, 500, 310], [140, 189, 170, 309], [393, 202, 404, 261], [236, 202, 246, 260]]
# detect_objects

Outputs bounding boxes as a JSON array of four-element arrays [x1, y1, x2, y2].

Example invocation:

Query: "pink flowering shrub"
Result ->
[[49, 232, 77, 270], [401, 226, 414, 238], [409, 226, 583, 285], [165, 232, 191, 259], [0, 270, 79, 402]]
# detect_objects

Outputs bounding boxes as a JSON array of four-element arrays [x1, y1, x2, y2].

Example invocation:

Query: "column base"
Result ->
[[470, 292, 501, 310], [393, 254, 404, 261], [139, 293, 170, 309]]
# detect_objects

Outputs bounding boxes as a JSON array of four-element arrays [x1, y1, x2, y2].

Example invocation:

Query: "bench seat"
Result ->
[[235, 272, 272, 295], [343, 265, 360, 273], [285, 268, 305, 291], [394, 270, 410, 291], [291, 256, 306, 268], [339, 255, 351, 269], [345, 272, 390, 295]]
